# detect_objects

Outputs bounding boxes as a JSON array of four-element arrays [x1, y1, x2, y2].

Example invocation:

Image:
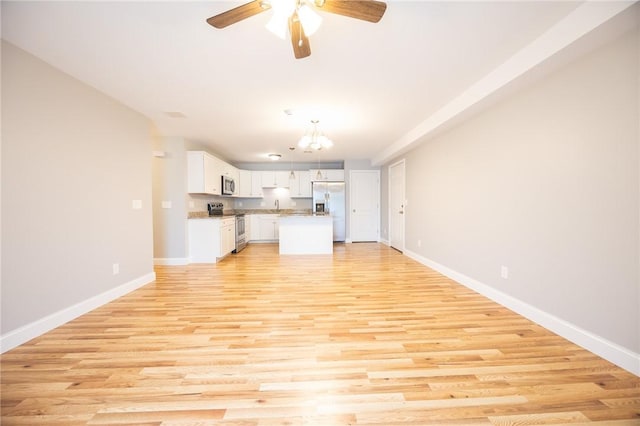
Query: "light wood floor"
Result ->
[[1, 243, 639, 425]]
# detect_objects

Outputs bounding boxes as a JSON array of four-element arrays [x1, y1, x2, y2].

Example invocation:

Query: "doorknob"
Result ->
[[399, 211, 404, 214]]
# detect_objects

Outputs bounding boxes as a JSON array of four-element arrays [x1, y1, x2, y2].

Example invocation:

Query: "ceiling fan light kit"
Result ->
[[296, 3, 322, 37], [207, 0, 387, 59]]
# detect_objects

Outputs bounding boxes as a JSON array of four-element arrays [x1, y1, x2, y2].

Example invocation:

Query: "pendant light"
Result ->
[[289, 147, 295, 179]]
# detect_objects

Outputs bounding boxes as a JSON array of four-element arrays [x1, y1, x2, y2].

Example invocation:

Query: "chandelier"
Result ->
[[298, 120, 333, 150]]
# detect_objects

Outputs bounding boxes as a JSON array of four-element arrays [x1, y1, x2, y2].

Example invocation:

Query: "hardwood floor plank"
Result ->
[[1, 243, 639, 425]]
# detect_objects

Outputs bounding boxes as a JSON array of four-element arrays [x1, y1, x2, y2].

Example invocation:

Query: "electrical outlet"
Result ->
[[501, 266, 509, 279], [161, 201, 172, 209], [188, 201, 195, 208], [418, 239, 422, 247], [238, 201, 243, 207], [113, 263, 120, 275], [132, 200, 142, 210]]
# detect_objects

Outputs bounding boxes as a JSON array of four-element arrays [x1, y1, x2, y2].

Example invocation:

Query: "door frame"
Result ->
[[388, 159, 405, 252]]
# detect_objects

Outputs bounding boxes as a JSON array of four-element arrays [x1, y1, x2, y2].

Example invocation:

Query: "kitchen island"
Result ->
[[279, 215, 333, 255]]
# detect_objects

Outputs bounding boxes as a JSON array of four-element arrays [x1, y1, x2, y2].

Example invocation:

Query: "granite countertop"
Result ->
[[188, 209, 312, 219]]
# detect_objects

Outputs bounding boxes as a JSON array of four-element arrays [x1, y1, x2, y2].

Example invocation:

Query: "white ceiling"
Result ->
[[1, 1, 632, 164]]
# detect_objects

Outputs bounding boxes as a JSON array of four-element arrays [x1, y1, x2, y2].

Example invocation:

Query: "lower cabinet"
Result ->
[[248, 214, 279, 242], [220, 219, 236, 255], [188, 218, 236, 263]]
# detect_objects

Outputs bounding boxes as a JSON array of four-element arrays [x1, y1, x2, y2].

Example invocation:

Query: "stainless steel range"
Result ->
[[234, 214, 247, 253], [207, 203, 246, 253]]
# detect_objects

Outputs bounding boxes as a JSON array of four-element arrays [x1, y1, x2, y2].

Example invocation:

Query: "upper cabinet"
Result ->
[[261, 171, 290, 188], [310, 169, 345, 182], [238, 170, 264, 198], [251, 171, 264, 197], [187, 151, 222, 195], [238, 169, 252, 197], [188, 151, 337, 197], [289, 170, 311, 198], [188, 151, 241, 196], [220, 161, 239, 183]]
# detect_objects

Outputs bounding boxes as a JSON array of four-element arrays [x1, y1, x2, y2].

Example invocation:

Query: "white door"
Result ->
[[350, 170, 380, 242], [389, 160, 405, 252]]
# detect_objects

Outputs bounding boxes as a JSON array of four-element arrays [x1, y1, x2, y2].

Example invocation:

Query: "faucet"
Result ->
[[275, 199, 280, 211]]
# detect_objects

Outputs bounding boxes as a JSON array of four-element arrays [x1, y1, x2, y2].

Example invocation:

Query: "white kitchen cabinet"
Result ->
[[238, 169, 252, 197], [220, 217, 236, 255], [245, 214, 252, 243], [289, 170, 311, 198], [249, 214, 261, 241], [251, 171, 264, 197], [238, 170, 264, 198], [221, 162, 239, 183], [188, 217, 236, 263], [187, 151, 222, 195], [261, 171, 290, 188], [309, 169, 344, 182], [257, 215, 280, 241]]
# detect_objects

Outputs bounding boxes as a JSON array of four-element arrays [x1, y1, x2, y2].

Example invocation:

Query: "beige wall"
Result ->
[[384, 26, 639, 358], [1, 41, 154, 338], [152, 137, 188, 262]]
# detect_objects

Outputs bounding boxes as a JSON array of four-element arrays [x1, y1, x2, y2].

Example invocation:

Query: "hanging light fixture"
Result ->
[[289, 147, 296, 179], [315, 149, 323, 180], [298, 119, 333, 150]]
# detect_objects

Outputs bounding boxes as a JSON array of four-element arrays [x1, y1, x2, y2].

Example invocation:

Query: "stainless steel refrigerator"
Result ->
[[312, 181, 346, 242]]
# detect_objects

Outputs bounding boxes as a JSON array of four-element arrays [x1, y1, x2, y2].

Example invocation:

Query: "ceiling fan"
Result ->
[[207, 0, 387, 59]]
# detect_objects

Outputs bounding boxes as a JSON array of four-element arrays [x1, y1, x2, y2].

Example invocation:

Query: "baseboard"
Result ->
[[379, 238, 390, 245], [154, 257, 189, 265], [404, 249, 640, 377], [0, 271, 156, 353]]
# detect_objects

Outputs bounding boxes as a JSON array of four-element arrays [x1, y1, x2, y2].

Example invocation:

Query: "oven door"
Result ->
[[234, 215, 247, 253]]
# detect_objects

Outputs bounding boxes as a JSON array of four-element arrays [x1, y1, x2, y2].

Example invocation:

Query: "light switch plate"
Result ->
[[132, 200, 142, 210], [501, 266, 509, 279], [162, 201, 172, 209]]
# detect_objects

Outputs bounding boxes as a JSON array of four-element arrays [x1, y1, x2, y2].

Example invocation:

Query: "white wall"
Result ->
[[384, 26, 639, 370], [1, 41, 154, 348]]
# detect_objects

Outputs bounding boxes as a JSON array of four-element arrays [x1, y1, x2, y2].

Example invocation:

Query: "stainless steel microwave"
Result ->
[[221, 175, 235, 196]]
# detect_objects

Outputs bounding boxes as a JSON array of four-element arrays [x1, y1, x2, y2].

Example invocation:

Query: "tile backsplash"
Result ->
[[186, 188, 312, 214]]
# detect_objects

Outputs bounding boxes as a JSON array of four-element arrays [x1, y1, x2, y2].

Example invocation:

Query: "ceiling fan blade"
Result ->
[[289, 13, 311, 59], [207, 1, 269, 29], [316, 0, 387, 23]]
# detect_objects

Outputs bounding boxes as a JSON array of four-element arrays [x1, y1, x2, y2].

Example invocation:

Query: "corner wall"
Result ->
[[383, 26, 639, 373], [1, 41, 155, 350]]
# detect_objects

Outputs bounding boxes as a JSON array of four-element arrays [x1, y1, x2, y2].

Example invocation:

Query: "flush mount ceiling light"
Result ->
[[298, 120, 333, 150], [268, 153, 282, 160], [206, 0, 387, 59]]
